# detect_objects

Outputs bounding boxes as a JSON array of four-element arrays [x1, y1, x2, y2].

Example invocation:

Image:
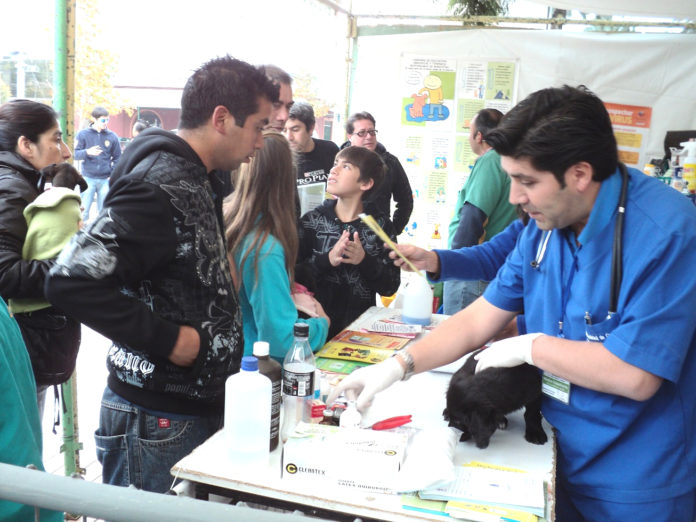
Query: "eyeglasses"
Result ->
[[98, 117, 109, 123], [354, 129, 378, 138]]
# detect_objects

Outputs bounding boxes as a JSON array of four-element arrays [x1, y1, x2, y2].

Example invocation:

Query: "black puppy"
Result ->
[[443, 348, 547, 449], [40, 163, 88, 192]]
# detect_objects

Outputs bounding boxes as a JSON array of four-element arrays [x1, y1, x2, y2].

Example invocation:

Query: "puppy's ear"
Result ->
[[76, 176, 88, 192]]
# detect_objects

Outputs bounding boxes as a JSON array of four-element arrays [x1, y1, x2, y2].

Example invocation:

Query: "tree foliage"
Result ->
[[292, 71, 333, 118], [75, 0, 133, 122], [447, 0, 510, 17]]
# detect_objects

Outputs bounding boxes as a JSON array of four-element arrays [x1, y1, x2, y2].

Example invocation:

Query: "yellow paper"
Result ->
[[359, 213, 423, 276]]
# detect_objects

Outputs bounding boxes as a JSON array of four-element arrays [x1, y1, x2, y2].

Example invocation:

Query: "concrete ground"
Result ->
[[42, 326, 110, 483]]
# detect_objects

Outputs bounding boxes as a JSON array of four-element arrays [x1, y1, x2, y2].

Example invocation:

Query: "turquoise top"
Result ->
[[0, 298, 63, 521], [234, 230, 328, 363]]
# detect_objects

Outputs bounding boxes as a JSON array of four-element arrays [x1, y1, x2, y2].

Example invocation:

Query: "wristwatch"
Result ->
[[395, 350, 415, 381]]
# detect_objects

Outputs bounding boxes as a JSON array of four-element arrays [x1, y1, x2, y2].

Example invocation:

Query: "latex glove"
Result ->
[[327, 357, 405, 412], [474, 333, 543, 373]]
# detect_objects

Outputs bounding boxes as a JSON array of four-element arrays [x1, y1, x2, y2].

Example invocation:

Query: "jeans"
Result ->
[[81, 176, 109, 221], [443, 279, 488, 315], [95, 386, 222, 493]]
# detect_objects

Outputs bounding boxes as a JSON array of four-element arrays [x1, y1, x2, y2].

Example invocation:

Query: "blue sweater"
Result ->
[[433, 219, 525, 282], [74, 127, 122, 178], [234, 231, 329, 363]]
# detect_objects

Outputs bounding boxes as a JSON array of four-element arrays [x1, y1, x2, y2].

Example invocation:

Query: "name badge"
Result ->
[[542, 371, 571, 404]]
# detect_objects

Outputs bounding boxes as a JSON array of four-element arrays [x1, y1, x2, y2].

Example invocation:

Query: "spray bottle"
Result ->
[[681, 140, 696, 194]]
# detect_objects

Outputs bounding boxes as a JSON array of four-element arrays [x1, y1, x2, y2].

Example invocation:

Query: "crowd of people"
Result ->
[[0, 53, 694, 521]]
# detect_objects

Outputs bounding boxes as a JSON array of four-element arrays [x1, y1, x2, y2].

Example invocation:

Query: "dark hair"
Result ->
[[473, 108, 503, 141], [345, 111, 376, 135], [260, 64, 292, 86], [288, 102, 315, 132], [132, 120, 151, 135], [486, 85, 618, 186], [179, 56, 279, 130], [91, 106, 109, 119], [336, 146, 385, 201], [0, 99, 58, 151], [41, 163, 88, 192]]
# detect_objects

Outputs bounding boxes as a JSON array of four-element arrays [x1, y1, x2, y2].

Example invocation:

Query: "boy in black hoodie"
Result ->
[[46, 56, 278, 493], [298, 146, 400, 339]]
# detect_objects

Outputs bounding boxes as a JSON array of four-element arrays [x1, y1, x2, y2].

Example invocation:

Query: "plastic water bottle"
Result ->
[[280, 323, 315, 442], [224, 356, 271, 469], [252, 341, 281, 451], [402, 272, 433, 325]]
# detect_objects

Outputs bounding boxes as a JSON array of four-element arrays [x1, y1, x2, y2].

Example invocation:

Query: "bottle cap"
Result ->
[[294, 323, 310, 337], [252, 341, 270, 357], [241, 356, 258, 372]]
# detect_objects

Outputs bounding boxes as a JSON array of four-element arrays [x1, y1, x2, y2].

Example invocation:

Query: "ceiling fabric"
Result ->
[[523, 0, 695, 19]]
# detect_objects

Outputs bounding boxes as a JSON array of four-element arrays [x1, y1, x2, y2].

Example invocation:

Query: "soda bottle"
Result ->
[[280, 323, 315, 442], [252, 341, 282, 451]]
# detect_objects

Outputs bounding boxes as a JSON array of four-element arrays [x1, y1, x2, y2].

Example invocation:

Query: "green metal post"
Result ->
[[54, 0, 83, 478]]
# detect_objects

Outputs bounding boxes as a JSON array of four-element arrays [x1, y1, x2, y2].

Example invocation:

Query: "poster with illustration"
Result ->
[[398, 55, 518, 248], [401, 55, 456, 128]]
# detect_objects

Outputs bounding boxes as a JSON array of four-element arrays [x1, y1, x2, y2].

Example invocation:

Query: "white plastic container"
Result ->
[[224, 356, 272, 471], [401, 272, 433, 325]]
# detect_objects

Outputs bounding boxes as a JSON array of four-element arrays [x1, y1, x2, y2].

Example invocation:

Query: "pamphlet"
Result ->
[[315, 330, 410, 364], [419, 463, 545, 518]]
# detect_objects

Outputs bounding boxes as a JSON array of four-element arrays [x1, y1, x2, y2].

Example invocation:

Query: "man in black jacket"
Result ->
[[342, 111, 413, 235], [46, 56, 278, 493]]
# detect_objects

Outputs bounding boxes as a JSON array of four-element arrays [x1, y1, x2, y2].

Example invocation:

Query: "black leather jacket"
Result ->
[[0, 151, 52, 301]]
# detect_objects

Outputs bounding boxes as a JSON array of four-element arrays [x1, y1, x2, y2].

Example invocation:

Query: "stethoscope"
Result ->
[[530, 163, 629, 318]]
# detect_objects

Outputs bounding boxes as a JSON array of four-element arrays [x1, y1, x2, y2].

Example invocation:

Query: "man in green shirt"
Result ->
[[444, 108, 517, 314]]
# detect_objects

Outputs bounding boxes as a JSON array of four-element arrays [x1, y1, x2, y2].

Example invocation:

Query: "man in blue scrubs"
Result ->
[[332, 85, 696, 520]]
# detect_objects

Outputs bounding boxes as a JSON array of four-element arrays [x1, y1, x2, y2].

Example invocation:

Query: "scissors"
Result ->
[[369, 415, 412, 430]]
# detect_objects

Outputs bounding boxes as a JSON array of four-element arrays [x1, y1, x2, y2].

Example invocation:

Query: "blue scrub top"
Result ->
[[485, 167, 696, 503]]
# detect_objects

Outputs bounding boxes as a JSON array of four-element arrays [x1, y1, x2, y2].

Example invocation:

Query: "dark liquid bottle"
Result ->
[[252, 341, 282, 451]]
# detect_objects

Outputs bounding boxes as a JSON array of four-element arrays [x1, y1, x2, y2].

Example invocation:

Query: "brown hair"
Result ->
[[224, 131, 298, 286]]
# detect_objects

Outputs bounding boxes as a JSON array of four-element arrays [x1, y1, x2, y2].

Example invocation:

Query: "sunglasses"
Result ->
[[98, 117, 109, 123], [354, 129, 377, 138]]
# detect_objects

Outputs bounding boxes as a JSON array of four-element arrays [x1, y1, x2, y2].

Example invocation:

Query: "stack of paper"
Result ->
[[315, 330, 409, 365], [419, 462, 545, 519]]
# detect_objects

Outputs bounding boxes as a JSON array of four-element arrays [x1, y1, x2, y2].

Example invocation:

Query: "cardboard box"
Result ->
[[282, 422, 409, 494]]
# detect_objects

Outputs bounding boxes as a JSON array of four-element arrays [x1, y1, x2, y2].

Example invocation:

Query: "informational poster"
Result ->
[[398, 54, 518, 248], [605, 102, 653, 168]]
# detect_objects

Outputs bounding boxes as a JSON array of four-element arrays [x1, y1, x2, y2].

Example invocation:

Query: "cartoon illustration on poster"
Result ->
[[402, 55, 456, 125]]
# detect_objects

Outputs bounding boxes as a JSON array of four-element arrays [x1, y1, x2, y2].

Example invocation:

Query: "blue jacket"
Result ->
[[74, 126, 122, 179]]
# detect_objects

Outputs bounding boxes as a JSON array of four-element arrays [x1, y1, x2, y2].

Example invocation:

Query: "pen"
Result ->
[[584, 311, 592, 325], [370, 415, 412, 430]]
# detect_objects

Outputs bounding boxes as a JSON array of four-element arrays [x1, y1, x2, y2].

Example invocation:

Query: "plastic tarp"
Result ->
[[524, 0, 696, 19]]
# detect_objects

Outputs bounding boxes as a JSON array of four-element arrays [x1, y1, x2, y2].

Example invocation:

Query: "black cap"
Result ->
[[294, 323, 310, 337]]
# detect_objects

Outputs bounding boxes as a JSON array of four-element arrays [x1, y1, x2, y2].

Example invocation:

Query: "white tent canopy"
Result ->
[[524, 0, 695, 19]]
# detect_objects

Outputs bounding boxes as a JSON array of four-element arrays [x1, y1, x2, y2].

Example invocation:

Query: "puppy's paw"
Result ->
[[496, 415, 508, 430], [524, 425, 548, 445]]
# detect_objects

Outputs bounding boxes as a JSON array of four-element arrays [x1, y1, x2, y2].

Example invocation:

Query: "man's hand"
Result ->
[[387, 243, 440, 274], [169, 325, 200, 367], [474, 333, 543, 373], [327, 357, 405, 412], [86, 145, 102, 157]]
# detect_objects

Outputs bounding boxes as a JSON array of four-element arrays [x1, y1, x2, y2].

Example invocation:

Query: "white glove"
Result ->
[[327, 357, 405, 412], [474, 333, 543, 373]]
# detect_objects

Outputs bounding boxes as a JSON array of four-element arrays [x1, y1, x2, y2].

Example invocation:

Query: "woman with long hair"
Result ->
[[224, 131, 329, 362]]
